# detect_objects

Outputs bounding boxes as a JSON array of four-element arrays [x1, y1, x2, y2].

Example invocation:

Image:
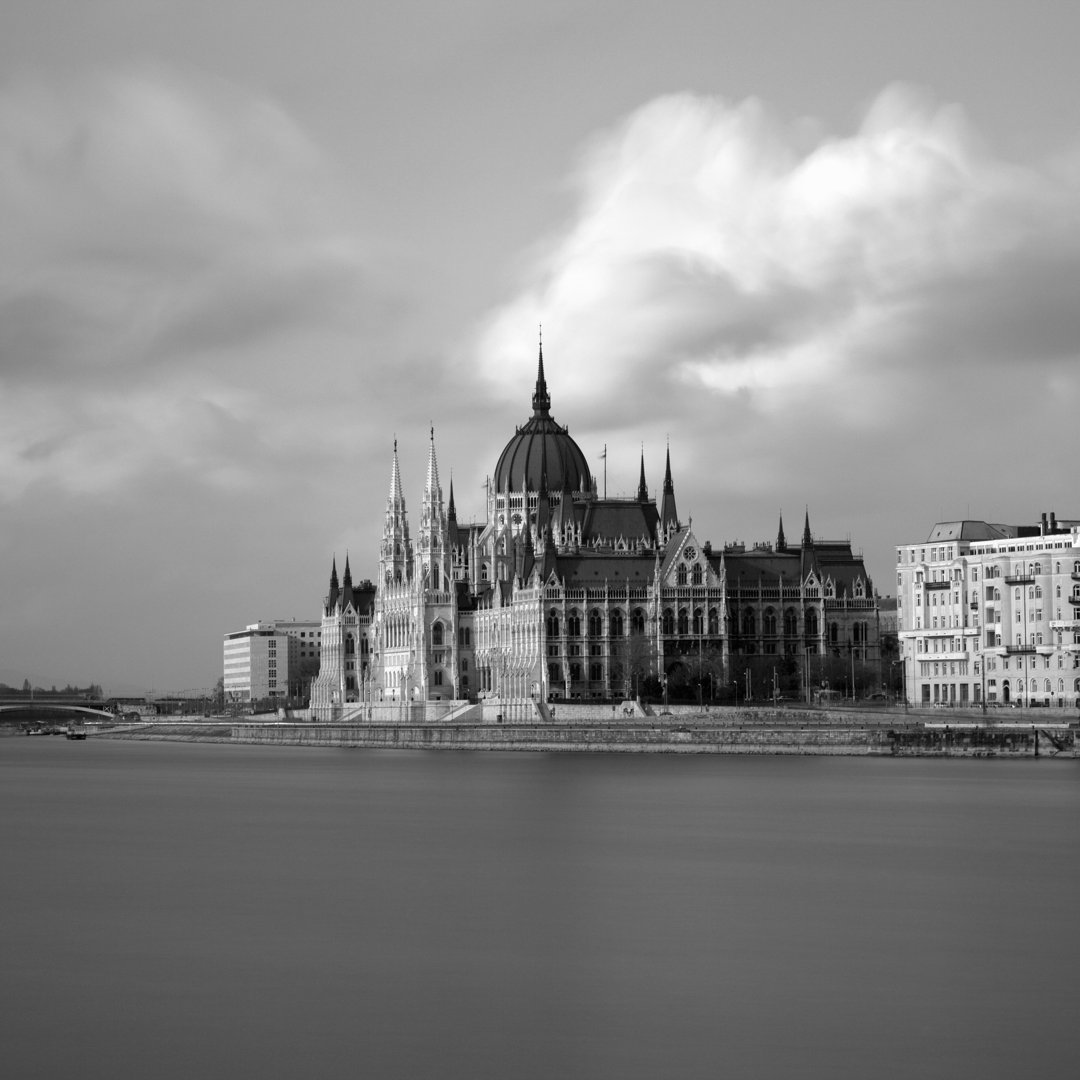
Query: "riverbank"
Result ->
[[71, 707, 1079, 756]]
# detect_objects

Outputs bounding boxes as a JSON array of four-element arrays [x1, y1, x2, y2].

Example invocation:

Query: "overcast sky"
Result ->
[[2, 1, 1079, 695]]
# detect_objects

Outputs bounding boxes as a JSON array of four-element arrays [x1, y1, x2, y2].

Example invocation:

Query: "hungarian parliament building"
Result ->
[[310, 346, 880, 720]]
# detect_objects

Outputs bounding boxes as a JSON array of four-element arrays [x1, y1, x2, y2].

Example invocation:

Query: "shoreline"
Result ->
[[59, 710, 1077, 757]]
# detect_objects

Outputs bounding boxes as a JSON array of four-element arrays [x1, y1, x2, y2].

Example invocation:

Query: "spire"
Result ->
[[777, 512, 787, 553], [531, 326, 550, 415], [388, 437, 404, 507], [447, 477, 456, 521], [342, 553, 354, 608], [520, 512, 536, 583], [327, 555, 340, 610], [659, 441, 679, 534], [425, 424, 441, 501], [803, 508, 812, 547], [637, 446, 648, 502]]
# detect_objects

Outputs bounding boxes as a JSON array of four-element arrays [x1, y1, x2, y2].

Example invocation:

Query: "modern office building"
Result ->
[[223, 619, 322, 704], [896, 513, 1080, 708]]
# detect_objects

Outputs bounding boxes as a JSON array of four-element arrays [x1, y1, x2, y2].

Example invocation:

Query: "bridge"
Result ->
[[0, 697, 115, 723]]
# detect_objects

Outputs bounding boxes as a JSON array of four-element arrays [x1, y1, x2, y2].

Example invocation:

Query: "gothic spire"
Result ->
[[803, 508, 812, 547], [659, 441, 679, 534], [327, 555, 340, 610], [342, 552, 354, 608], [637, 446, 648, 502], [777, 512, 787, 553], [425, 424, 441, 501], [388, 437, 404, 508], [531, 326, 550, 416]]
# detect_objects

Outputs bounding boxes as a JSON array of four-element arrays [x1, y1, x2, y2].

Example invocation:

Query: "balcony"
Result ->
[[1005, 645, 1036, 655], [1004, 574, 1035, 585], [924, 580, 951, 590]]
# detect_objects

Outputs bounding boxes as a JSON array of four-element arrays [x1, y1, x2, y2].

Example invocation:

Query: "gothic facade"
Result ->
[[310, 347, 880, 720]]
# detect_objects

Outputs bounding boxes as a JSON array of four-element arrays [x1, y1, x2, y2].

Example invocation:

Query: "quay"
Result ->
[[29, 704, 1076, 756]]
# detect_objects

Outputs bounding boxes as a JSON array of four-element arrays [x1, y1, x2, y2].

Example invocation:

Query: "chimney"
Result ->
[[1041, 512, 1048, 535], [1051, 511, 1058, 532]]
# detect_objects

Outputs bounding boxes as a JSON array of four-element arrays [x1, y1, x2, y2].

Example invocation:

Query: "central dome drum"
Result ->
[[493, 347, 593, 495]]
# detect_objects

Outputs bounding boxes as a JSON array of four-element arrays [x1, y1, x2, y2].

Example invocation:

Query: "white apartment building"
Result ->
[[896, 513, 1080, 709]]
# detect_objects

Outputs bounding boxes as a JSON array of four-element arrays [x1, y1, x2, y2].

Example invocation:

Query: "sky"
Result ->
[[2, 0, 1079, 695]]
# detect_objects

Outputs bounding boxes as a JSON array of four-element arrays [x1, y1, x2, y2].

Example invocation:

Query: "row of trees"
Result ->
[[0, 681, 104, 699], [606, 632, 902, 704]]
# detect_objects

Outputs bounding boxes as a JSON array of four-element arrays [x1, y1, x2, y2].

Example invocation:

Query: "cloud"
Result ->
[[0, 66, 393, 501], [475, 84, 1080, 412], [472, 85, 1080, 560]]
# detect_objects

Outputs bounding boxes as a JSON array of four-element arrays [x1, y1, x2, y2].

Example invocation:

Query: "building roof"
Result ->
[[580, 499, 659, 545], [492, 342, 593, 496], [925, 520, 1015, 543]]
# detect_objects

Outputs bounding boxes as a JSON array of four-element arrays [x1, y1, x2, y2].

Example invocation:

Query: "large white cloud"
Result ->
[[476, 85, 1079, 415], [472, 85, 1080, 562]]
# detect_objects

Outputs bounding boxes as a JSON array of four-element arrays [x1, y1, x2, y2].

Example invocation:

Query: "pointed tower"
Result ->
[[659, 443, 679, 542], [341, 553, 354, 610], [800, 508, 820, 581], [777, 513, 787, 553], [417, 426, 449, 592], [637, 448, 648, 502], [379, 439, 411, 586], [325, 555, 340, 614]]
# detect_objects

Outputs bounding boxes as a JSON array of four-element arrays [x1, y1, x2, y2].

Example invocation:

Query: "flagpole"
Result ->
[[602, 444, 607, 498]]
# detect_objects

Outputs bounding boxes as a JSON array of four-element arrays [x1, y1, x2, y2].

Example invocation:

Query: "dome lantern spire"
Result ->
[[531, 325, 550, 416]]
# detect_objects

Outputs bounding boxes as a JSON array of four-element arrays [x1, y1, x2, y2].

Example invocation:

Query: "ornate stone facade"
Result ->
[[310, 346, 880, 720]]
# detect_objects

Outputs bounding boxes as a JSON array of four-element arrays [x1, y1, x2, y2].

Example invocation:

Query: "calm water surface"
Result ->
[[2, 739, 1077, 1080]]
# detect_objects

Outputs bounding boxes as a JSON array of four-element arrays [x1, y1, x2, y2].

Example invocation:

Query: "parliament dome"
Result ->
[[493, 347, 593, 495]]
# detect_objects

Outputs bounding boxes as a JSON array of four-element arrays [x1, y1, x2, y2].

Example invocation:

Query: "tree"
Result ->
[[612, 631, 657, 700]]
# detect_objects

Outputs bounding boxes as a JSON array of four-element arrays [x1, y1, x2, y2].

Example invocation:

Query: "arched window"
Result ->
[[546, 610, 560, 637], [432, 622, 444, 647], [677, 563, 688, 586], [692, 563, 703, 586], [345, 635, 355, 655], [708, 608, 719, 635], [677, 609, 689, 635], [567, 610, 581, 637], [763, 608, 777, 636], [1044, 679, 1052, 693], [631, 608, 645, 634], [829, 622, 839, 645], [742, 608, 755, 637], [806, 609, 819, 638], [610, 610, 624, 637], [692, 608, 704, 635], [994, 588, 1001, 601], [784, 609, 798, 637], [662, 609, 675, 635], [548, 664, 560, 684], [588, 609, 603, 638]]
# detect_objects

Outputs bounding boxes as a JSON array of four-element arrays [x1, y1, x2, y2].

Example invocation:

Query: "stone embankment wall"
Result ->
[[231, 719, 893, 754]]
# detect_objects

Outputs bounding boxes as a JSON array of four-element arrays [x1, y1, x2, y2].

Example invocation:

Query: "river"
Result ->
[[2, 739, 1076, 1079]]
